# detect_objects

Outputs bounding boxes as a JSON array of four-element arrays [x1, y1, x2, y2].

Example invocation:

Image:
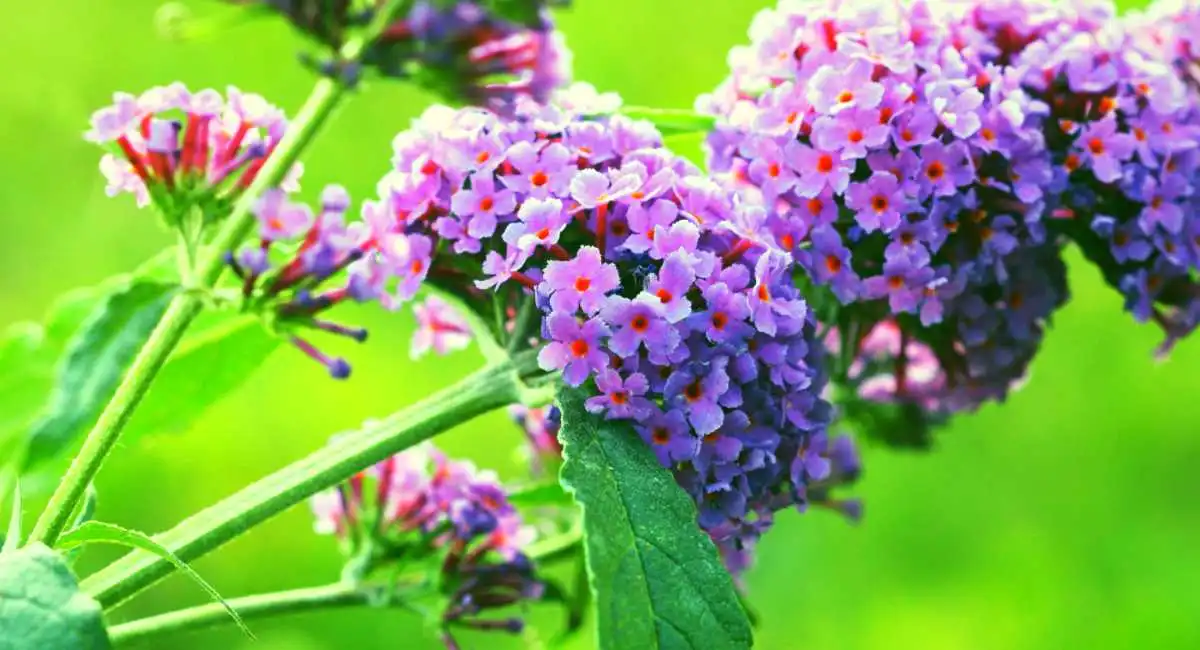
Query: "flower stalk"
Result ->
[[81, 350, 543, 609]]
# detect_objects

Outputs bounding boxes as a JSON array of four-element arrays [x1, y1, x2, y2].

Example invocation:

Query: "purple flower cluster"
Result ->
[[311, 440, 540, 642], [86, 83, 301, 216], [227, 185, 431, 378], [369, 89, 858, 572], [699, 0, 1059, 329], [238, 0, 572, 111]]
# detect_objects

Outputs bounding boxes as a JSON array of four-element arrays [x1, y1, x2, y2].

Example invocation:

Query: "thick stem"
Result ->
[[82, 352, 542, 609], [106, 526, 582, 647], [27, 0, 410, 549]]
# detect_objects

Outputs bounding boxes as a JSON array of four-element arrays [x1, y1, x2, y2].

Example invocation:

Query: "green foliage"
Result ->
[[56, 521, 252, 638], [555, 385, 753, 650], [0, 251, 279, 476], [618, 108, 718, 137], [507, 480, 573, 508], [0, 543, 111, 650], [24, 281, 176, 468]]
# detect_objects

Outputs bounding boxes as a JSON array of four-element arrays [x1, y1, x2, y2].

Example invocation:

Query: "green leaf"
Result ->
[[0, 543, 111, 649], [555, 386, 753, 650], [619, 107, 717, 137], [122, 315, 279, 437], [56, 521, 252, 638], [23, 281, 176, 469]]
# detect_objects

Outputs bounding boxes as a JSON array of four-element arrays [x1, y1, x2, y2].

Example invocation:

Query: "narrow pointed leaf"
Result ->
[[555, 385, 753, 650], [0, 543, 111, 649], [56, 521, 252, 638], [619, 107, 716, 136]]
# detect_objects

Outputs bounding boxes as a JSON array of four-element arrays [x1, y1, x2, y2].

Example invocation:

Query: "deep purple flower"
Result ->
[[586, 370, 653, 419], [845, 172, 905, 233], [864, 255, 935, 314], [637, 409, 698, 466], [601, 294, 679, 361], [807, 227, 859, 301], [916, 141, 973, 198], [1077, 116, 1135, 183], [665, 358, 731, 435]]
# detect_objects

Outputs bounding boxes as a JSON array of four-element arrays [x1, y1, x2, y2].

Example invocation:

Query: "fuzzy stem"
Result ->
[[105, 526, 583, 647], [26, 0, 410, 549], [107, 583, 374, 646], [81, 352, 542, 610]]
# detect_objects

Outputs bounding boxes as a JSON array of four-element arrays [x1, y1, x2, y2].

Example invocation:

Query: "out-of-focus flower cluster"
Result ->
[[311, 440, 540, 644], [508, 404, 562, 477], [86, 83, 301, 218], [232, 0, 572, 111]]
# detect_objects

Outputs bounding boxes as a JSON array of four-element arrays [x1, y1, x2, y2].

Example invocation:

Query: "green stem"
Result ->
[[105, 527, 583, 647], [82, 352, 542, 609], [27, 0, 409, 549], [107, 583, 373, 646]]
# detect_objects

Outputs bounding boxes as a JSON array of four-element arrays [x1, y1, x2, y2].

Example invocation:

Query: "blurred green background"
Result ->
[[3, 0, 1199, 648]]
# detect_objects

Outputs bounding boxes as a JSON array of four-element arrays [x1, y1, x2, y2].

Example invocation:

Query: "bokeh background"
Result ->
[[3, 0, 1199, 648]]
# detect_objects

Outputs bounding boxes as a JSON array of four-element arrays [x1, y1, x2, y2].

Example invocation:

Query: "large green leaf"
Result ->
[[555, 386, 753, 650], [23, 280, 176, 468], [56, 521, 251, 638], [0, 543, 111, 650]]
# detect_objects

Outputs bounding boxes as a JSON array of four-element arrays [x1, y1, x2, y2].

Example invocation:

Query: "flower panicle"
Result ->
[[311, 439, 540, 642], [87, 83, 302, 220]]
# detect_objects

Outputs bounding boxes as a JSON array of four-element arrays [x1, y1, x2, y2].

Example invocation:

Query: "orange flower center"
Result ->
[[656, 288, 673, 303], [837, 90, 854, 104], [1087, 137, 1105, 155], [711, 312, 728, 330], [530, 170, 548, 186], [925, 161, 945, 180], [871, 195, 889, 212], [569, 339, 589, 357], [479, 196, 495, 211], [574, 277, 591, 292]]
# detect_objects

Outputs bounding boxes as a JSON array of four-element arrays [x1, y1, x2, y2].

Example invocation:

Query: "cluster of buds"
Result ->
[[86, 83, 301, 221], [231, 0, 572, 111], [311, 440, 541, 645]]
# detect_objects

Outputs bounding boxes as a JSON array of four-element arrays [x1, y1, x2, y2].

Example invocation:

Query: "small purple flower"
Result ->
[[501, 141, 574, 197], [450, 175, 517, 239], [891, 107, 938, 149], [254, 189, 312, 241], [813, 107, 891, 159], [650, 220, 702, 261], [665, 358, 732, 435], [569, 168, 639, 209], [538, 313, 612, 386], [748, 250, 805, 336], [645, 251, 697, 323], [1092, 216, 1153, 263], [808, 59, 884, 115], [586, 370, 653, 419], [601, 294, 680, 361], [807, 227, 859, 301], [786, 141, 854, 198], [1139, 175, 1186, 234], [927, 81, 985, 139], [691, 282, 753, 345], [543, 247, 620, 315], [638, 409, 698, 466], [845, 172, 905, 233], [503, 197, 570, 256], [916, 141, 973, 198], [475, 247, 532, 290], [744, 137, 798, 201], [1077, 116, 1135, 184], [622, 199, 679, 254], [864, 255, 935, 314]]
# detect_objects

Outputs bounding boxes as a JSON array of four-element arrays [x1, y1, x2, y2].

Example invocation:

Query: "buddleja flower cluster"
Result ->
[[235, 0, 572, 110], [702, 0, 1200, 426], [87, 83, 301, 218], [365, 88, 860, 569], [311, 440, 541, 645]]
